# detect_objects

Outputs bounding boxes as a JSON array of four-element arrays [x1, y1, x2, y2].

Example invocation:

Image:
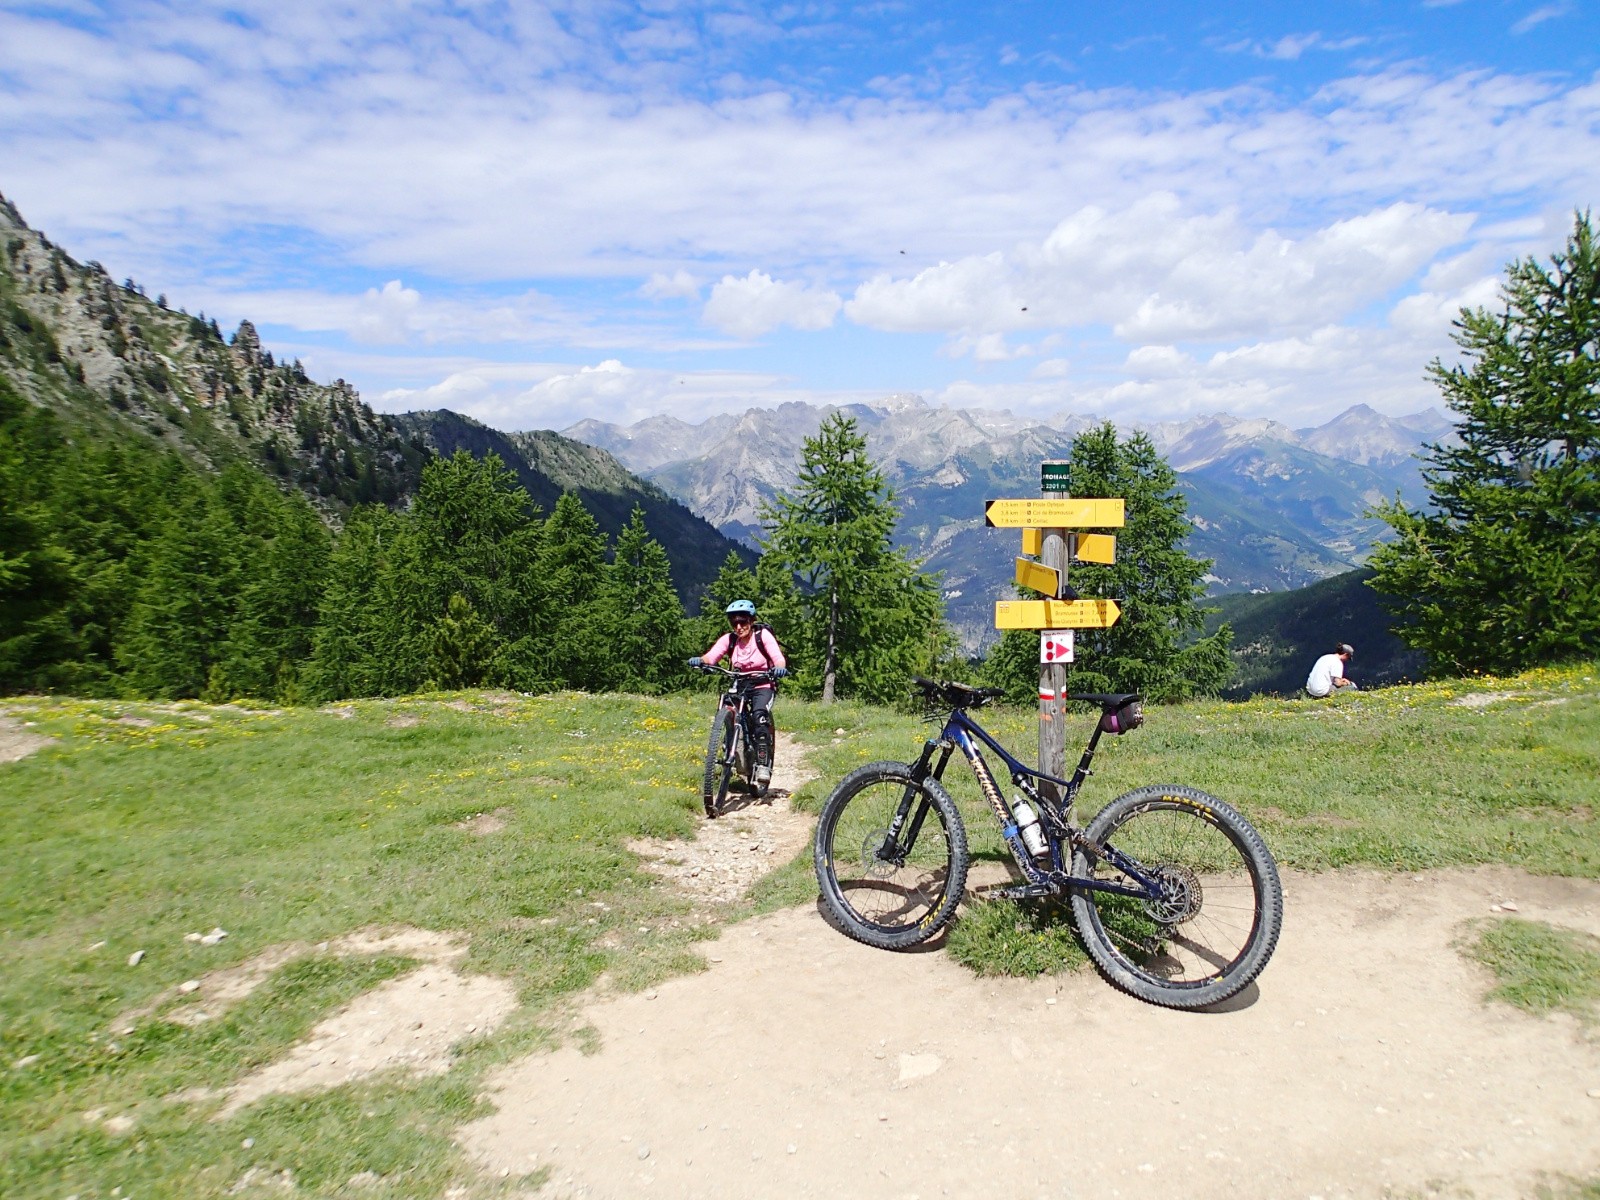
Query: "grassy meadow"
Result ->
[[2, 662, 1598, 1197]]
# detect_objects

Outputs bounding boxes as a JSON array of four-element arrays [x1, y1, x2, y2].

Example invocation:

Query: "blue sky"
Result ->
[[2, 0, 1597, 431]]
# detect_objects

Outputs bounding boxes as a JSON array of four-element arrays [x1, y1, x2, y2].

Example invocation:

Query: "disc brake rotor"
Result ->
[[860, 829, 901, 878], [1143, 863, 1203, 926]]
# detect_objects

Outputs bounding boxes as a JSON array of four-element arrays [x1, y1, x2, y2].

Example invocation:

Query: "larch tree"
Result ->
[[759, 412, 945, 703], [1369, 210, 1600, 674]]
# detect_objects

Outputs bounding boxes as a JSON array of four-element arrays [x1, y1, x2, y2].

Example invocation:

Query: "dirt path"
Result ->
[[460, 740, 1600, 1200]]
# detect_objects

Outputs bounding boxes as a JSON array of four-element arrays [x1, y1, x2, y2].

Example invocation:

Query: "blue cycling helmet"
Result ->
[[725, 599, 757, 619]]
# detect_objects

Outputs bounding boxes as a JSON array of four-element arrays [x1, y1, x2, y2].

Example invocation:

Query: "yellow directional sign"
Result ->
[[995, 599, 1121, 630], [1021, 527, 1042, 557], [1014, 557, 1062, 598], [1072, 533, 1117, 565], [985, 498, 1125, 529]]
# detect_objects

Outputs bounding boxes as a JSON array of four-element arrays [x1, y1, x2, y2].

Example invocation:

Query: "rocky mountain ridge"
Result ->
[[1, 193, 427, 510], [0, 193, 747, 606]]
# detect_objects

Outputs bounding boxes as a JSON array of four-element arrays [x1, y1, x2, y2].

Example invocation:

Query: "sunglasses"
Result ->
[[729, 616, 752, 626]]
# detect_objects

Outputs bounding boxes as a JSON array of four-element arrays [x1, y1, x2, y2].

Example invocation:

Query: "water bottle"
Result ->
[[1012, 796, 1048, 857]]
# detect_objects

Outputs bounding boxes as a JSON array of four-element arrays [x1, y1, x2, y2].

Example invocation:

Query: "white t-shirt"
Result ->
[[1306, 653, 1345, 697]]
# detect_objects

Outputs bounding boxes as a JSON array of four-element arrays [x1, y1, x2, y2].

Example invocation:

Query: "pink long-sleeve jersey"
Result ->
[[703, 627, 786, 675]]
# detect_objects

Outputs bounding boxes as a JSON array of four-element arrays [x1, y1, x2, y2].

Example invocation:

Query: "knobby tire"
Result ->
[[702, 705, 735, 819], [1069, 784, 1283, 1010], [813, 761, 969, 950]]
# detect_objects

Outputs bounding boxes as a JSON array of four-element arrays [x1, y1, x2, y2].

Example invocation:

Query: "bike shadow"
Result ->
[[717, 785, 788, 816], [810, 895, 952, 954]]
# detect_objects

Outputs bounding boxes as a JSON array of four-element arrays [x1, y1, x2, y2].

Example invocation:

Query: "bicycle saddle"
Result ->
[[1068, 692, 1142, 709]]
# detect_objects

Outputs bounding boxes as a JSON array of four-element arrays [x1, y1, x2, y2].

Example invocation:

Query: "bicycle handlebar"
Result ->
[[912, 676, 1006, 709], [694, 664, 779, 683]]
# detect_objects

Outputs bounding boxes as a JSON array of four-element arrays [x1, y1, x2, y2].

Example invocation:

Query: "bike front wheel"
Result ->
[[814, 762, 969, 950], [1070, 785, 1283, 1010], [702, 706, 735, 818]]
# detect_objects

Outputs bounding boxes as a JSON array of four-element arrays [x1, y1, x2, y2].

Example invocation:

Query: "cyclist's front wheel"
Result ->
[[701, 706, 735, 819], [1070, 785, 1283, 1010], [814, 762, 969, 950]]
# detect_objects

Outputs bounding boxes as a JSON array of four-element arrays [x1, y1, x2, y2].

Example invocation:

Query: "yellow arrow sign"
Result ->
[[1021, 527, 1042, 557], [1072, 532, 1117, 565], [995, 599, 1121, 630], [1014, 557, 1062, 597], [985, 498, 1125, 529]]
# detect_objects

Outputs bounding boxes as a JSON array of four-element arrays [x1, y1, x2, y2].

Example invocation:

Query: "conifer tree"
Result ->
[[1369, 211, 1600, 673], [600, 505, 686, 692], [118, 480, 241, 698], [426, 592, 499, 689], [219, 482, 332, 701], [538, 490, 612, 689], [307, 505, 407, 700], [760, 413, 945, 703], [0, 381, 76, 689]]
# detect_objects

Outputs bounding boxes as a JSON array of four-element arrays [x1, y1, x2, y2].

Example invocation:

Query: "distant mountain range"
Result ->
[[564, 398, 1454, 649], [0, 193, 746, 606]]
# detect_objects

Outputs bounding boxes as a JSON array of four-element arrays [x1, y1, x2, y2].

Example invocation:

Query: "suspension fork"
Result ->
[[881, 738, 953, 857]]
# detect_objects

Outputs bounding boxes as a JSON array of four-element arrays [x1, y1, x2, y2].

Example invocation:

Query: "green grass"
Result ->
[[1468, 917, 1600, 1020], [3, 662, 1598, 1195]]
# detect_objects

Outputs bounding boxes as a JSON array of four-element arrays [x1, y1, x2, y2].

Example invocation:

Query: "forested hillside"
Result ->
[[0, 194, 751, 700], [395, 410, 752, 605]]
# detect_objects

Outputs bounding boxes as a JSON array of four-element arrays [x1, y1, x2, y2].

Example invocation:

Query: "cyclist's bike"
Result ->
[[694, 665, 778, 819], [813, 677, 1284, 1009]]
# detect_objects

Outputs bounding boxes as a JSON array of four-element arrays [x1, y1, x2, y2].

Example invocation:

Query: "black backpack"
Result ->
[[746, 621, 781, 670]]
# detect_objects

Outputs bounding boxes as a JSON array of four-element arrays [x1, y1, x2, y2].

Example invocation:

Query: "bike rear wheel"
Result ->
[[702, 706, 735, 818], [814, 762, 968, 950], [1070, 785, 1283, 1010]]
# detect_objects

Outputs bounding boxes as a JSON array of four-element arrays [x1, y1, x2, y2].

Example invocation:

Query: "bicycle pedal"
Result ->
[[993, 882, 1060, 901]]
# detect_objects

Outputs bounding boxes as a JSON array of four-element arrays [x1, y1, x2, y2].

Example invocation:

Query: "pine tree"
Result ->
[[1369, 211, 1600, 674], [0, 381, 77, 689], [307, 505, 407, 700], [760, 413, 946, 703], [426, 593, 499, 689], [118, 480, 242, 698], [985, 422, 1231, 701], [599, 505, 686, 692], [218, 481, 332, 701], [538, 491, 612, 689]]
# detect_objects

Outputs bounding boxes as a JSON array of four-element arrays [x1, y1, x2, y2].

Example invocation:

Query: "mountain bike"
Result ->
[[813, 677, 1284, 1009], [694, 665, 778, 819]]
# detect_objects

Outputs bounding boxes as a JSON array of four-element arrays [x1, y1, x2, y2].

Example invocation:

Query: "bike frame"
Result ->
[[893, 704, 1161, 900], [714, 671, 774, 779]]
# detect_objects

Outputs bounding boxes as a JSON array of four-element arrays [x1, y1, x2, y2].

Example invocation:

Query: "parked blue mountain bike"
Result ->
[[813, 677, 1284, 1009]]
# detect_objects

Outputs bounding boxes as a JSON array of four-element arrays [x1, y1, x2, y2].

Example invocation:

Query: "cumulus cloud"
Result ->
[[846, 196, 1474, 349], [702, 271, 842, 338]]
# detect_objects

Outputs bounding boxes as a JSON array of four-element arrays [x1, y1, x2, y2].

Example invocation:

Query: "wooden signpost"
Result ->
[[994, 468, 1126, 813]]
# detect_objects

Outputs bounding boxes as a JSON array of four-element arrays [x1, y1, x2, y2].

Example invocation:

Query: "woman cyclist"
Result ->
[[689, 600, 788, 789]]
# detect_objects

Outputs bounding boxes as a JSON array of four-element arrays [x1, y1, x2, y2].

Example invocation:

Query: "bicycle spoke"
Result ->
[[1072, 792, 1281, 1006], [816, 770, 966, 946]]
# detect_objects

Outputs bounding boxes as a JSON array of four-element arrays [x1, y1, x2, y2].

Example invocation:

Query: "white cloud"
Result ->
[[352, 280, 422, 344], [1512, 4, 1571, 35], [845, 196, 1474, 347], [640, 270, 701, 300], [702, 271, 842, 338]]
